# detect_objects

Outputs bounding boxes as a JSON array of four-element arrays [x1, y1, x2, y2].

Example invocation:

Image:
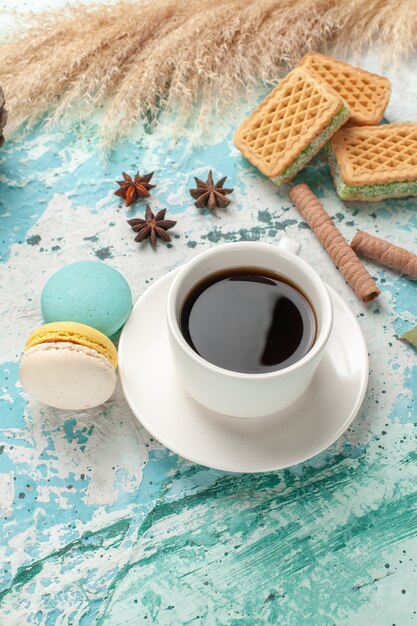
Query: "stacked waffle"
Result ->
[[235, 53, 417, 202]]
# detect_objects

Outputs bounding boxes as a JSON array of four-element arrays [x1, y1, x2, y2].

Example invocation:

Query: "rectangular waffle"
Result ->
[[234, 66, 350, 186], [328, 123, 417, 201], [300, 52, 390, 126]]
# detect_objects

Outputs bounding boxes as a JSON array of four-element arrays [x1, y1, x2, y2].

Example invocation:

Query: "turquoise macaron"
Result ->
[[41, 261, 132, 338]]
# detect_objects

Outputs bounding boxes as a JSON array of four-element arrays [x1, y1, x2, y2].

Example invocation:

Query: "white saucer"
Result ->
[[119, 268, 368, 473]]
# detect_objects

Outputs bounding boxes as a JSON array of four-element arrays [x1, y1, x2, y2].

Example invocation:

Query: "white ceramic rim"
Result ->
[[166, 242, 333, 380]]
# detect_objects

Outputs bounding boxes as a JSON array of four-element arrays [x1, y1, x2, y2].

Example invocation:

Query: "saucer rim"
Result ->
[[119, 267, 368, 472]]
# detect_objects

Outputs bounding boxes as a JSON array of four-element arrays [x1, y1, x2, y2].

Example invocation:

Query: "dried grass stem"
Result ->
[[1, 0, 416, 149]]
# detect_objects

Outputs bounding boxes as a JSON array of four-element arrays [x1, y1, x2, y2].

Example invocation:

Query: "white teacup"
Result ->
[[167, 239, 333, 418]]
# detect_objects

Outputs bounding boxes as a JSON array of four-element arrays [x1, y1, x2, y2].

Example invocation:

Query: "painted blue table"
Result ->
[[1, 4, 417, 623]]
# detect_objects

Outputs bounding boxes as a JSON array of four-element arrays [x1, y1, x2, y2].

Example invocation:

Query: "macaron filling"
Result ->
[[25, 322, 118, 368], [24, 341, 114, 371], [271, 103, 350, 186]]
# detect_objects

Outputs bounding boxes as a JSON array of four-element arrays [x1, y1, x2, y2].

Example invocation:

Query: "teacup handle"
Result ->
[[278, 236, 301, 256]]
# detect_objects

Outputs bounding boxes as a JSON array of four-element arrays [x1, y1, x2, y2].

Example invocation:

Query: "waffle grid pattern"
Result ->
[[331, 123, 417, 185], [300, 53, 390, 125], [234, 67, 342, 178]]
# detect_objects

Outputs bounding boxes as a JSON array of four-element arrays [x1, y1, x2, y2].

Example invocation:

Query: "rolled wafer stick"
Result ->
[[351, 231, 417, 280], [289, 183, 380, 303]]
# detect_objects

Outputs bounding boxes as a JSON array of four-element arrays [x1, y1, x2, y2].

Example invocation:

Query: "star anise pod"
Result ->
[[189, 170, 234, 211], [115, 171, 156, 206], [128, 205, 177, 248]]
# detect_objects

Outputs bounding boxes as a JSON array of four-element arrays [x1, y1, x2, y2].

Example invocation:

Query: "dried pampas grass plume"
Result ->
[[1, 0, 416, 150]]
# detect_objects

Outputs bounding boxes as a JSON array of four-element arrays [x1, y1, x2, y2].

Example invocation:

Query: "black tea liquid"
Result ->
[[180, 267, 316, 374]]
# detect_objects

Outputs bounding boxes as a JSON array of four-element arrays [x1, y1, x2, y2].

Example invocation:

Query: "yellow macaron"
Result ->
[[25, 322, 118, 368], [20, 322, 118, 410]]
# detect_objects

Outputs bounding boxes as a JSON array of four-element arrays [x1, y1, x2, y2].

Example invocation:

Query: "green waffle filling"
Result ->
[[327, 144, 417, 200], [271, 104, 350, 187]]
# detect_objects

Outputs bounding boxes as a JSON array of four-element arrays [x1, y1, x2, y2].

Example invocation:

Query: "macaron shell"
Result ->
[[19, 343, 116, 410], [41, 261, 132, 337], [25, 322, 118, 369]]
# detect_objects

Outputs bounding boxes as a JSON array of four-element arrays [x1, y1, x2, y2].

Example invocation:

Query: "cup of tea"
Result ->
[[166, 239, 333, 418]]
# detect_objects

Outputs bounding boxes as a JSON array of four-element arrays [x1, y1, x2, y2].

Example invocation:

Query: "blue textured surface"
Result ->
[[1, 8, 417, 623], [1, 116, 417, 625], [41, 261, 132, 338]]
